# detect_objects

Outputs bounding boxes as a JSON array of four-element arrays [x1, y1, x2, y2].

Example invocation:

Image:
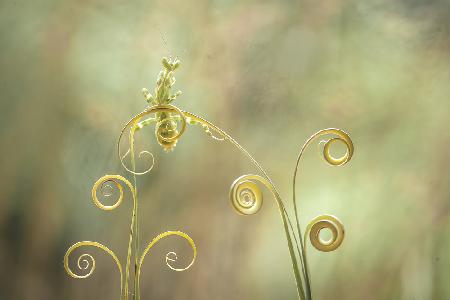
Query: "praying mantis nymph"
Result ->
[[136, 57, 223, 152], [140, 56, 183, 152]]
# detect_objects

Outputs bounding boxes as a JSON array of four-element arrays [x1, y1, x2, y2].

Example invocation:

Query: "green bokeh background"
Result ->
[[1, 0, 450, 299]]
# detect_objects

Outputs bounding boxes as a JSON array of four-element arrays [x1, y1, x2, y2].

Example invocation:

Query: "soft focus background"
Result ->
[[1, 0, 450, 299]]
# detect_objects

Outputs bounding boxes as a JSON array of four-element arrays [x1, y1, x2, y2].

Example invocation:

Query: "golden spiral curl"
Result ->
[[118, 104, 187, 175], [63, 241, 123, 291], [76, 254, 95, 277], [305, 215, 344, 252], [136, 231, 196, 291], [91, 175, 134, 211], [229, 174, 274, 215], [155, 118, 180, 151], [138, 231, 196, 273], [120, 148, 155, 176], [313, 128, 353, 166]]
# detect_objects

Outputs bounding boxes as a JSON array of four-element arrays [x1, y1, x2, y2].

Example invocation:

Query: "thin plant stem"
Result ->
[[130, 124, 140, 300]]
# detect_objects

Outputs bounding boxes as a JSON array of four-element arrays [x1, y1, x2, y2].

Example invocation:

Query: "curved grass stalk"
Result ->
[[229, 174, 307, 299], [64, 174, 137, 300], [129, 124, 140, 300], [135, 231, 197, 300], [184, 111, 309, 300], [64, 241, 124, 298], [292, 129, 354, 299]]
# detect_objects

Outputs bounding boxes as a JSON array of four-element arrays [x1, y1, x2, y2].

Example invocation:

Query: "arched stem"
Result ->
[[64, 241, 124, 299], [183, 111, 308, 300]]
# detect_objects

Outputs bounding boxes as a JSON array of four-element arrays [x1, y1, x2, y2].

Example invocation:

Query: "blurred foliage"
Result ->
[[1, 0, 450, 299]]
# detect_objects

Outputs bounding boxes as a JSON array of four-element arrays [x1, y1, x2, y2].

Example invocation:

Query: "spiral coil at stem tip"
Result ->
[[91, 175, 135, 211], [316, 128, 353, 166], [229, 174, 271, 215], [63, 241, 123, 295], [120, 147, 155, 176], [305, 215, 344, 252], [139, 231, 196, 272], [75, 253, 95, 278], [135, 231, 197, 294], [118, 104, 187, 175]]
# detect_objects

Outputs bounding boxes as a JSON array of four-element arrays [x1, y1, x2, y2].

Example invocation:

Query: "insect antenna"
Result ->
[[157, 26, 173, 58]]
